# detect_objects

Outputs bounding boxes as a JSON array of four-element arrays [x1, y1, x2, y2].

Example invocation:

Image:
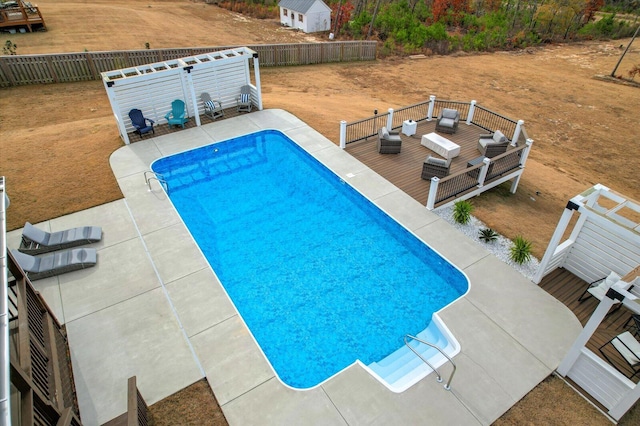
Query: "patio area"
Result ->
[[344, 105, 531, 210], [6, 109, 581, 425]]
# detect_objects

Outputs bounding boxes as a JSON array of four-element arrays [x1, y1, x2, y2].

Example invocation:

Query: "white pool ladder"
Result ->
[[144, 171, 169, 192], [404, 334, 457, 390]]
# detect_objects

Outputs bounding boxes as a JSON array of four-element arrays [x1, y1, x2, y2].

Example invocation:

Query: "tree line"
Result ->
[[216, 0, 638, 54]]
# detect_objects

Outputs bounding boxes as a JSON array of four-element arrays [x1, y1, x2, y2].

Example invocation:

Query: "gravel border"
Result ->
[[433, 206, 540, 282]]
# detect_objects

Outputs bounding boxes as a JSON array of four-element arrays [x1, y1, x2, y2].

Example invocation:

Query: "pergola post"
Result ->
[[104, 81, 130, 145], [533, 199, 579, 283], [557, 294, 616, 375], [184, 66, 201, 127], [252, 53, 263, 111]]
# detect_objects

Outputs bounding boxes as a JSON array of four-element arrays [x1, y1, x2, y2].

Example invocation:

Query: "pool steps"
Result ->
[[368, 321, 455, 391]]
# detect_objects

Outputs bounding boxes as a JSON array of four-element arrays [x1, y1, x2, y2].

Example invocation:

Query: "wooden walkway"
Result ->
[[344, 120, 507, 207], [539, 268, 640, 382]]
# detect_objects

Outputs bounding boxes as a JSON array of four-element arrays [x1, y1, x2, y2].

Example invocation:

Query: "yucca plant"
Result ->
[[510, 235, 533, 264], [479, 228, 498, 243], [452, 200, 474, 225]]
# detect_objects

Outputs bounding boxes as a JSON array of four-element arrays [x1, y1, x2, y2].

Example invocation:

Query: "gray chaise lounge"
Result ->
[[11, 248, 97, 281], [19, 222, 102, 254]]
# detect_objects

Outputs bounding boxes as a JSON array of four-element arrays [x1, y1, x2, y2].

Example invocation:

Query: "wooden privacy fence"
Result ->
[[0, 41, 377, 87]]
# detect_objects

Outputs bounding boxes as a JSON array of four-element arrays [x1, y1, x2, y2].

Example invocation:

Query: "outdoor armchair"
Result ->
[[236, 85, 253, 113], [377, 126, 402, 154], [599, 331, 640, 379], [421, 155, 451, 179], [477, 129, 509, 158], [165, 99, 188, 128], [201, 92, 224, 120], [435, 108, 460, 134], [19, 221, 102, 254], [128, 109, 155, 139]]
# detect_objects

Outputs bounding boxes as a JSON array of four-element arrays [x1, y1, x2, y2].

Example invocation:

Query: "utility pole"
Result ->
[[611, 24, 640, 77]]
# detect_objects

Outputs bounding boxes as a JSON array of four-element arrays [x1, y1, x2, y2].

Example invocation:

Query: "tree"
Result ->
[[431, 0, 470, 26]]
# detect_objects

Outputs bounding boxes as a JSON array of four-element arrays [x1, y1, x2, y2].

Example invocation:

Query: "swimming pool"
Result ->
[[152, 130, 468, 389]]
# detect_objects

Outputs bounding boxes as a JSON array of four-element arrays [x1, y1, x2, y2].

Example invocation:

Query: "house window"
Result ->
[[298, 13, 303, 22], [283, 9, 287, 16]]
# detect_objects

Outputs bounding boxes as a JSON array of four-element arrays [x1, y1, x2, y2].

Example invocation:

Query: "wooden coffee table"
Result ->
[[421, 132, 461, 160]]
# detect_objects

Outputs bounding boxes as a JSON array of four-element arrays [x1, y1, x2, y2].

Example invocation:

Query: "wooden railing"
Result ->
[[7, 250, 83, 426], [0, 41, 377, 87], [102, 376, 149, 426], [430, 144, 528, 207], [341, 98, 520, 147]]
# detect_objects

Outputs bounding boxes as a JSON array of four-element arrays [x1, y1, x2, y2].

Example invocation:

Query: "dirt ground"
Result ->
[[1, 1, 640, 424]]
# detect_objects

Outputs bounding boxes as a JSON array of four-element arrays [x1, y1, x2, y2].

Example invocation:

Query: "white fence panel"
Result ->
[[564, 218, 640, 283], [568, 348, 634, 410], [114, 71, 188, 132]]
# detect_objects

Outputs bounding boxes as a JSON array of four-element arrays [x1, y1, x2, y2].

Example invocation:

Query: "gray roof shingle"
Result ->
[[278, 0, 327, 14]]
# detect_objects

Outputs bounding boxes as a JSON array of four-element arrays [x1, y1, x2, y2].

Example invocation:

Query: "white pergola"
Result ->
[[536, 184, 640, 420], [101, 47, 262, 145]]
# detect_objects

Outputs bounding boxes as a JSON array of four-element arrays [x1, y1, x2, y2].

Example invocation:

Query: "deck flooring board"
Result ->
[[540, 268, 639, 382]]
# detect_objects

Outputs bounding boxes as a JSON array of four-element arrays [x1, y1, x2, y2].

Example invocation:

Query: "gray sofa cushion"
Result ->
[[492, 130, 507, 143], [425, 155, 449, 167], [442, 108, 458, 119]]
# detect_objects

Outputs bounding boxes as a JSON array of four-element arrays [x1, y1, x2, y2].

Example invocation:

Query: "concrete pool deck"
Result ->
[[7, 109, 582, 425]]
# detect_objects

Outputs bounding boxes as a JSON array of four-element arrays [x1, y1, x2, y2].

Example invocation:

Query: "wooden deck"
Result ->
[[0, 3, 46, 32], [344, 120, 508, 207], [128, 105, 250, 143], [539, 268, 640, 383]]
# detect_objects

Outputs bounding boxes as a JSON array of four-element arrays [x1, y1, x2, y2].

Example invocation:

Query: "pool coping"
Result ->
[[8, 109, 583, 425]]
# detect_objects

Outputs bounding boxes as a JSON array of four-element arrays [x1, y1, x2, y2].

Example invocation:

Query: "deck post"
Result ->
[[339, 120, 347, 149], [427, 95, 436, 121], [386, 108, 394, 130], [557, 295, 616, 376], [477, 158, 491, 187], [513, 119, 524, 144], [426, 177, 439, 210], [518, 139, 533, 167], [466, 100, 476, 125], [509, 139, 533, 193], [533, 200, 579, 283]]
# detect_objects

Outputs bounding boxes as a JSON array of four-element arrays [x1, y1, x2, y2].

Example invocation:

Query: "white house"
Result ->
[[278, 0, 331, 33]]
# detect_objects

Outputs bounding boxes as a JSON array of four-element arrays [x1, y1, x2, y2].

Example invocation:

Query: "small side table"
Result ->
[[402, 119, 417, 137]]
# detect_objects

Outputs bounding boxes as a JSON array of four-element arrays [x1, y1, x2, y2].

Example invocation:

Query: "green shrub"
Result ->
[[479, 228, 499, 243], [509, 235, 533, 265], [453, 200, 474, 225]]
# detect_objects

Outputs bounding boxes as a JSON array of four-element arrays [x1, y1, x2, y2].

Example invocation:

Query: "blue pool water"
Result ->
[[152, 130, 468, 389]]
